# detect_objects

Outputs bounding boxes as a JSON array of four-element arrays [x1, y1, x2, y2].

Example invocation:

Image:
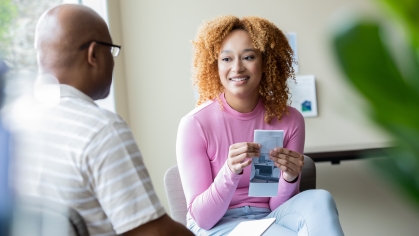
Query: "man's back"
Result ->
[[14, 4, 194, 235], [15, 85, 165, 235]]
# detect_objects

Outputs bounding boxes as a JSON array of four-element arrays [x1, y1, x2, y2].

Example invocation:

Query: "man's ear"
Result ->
[[87, 42, 98, 67]]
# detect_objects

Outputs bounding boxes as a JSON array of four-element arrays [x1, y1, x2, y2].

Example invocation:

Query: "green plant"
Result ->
[[331, 0, 419, 209], [0, 0, 17, 57]]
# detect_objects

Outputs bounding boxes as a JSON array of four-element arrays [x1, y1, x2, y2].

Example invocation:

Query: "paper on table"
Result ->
[[228, 218, 276, 236], [249, 130, 284, 197]]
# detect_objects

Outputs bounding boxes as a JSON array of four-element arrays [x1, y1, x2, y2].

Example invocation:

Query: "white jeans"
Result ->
[[187, 189, 344, 236]]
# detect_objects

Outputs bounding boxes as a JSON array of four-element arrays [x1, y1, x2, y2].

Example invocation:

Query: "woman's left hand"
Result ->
[[269, 148, 304, 182]]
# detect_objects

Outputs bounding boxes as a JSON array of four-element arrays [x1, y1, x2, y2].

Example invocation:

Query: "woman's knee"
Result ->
[[307, 189, 333, 200], [301, 189, 338, 214]]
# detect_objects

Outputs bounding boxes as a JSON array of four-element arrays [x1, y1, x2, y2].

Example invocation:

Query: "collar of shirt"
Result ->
[[59, 84, 96, 106]]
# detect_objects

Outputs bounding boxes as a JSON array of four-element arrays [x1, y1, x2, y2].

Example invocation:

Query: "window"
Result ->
[[0, 0, 115, 112]]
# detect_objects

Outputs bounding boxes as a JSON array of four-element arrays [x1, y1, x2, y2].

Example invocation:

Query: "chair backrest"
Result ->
[[164, 155, 316, 226], [300, 155, 316, 191], [11, 196, 89, 236]]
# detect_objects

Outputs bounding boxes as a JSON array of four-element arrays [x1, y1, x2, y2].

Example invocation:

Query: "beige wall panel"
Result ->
[[107, 0, 130, 123]]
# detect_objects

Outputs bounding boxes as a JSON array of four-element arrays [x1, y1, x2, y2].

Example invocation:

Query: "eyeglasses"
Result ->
[[79, 41, 121, 57]]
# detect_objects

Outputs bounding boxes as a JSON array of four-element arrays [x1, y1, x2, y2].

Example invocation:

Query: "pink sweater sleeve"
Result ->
[[176, 115, 242, 230], [269, 110, 305, 210]]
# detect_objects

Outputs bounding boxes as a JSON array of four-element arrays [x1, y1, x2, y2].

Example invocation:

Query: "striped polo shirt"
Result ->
[[14, 84, 165, 236]]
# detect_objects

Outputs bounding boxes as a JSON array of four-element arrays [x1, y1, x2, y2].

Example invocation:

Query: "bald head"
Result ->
[[35, 4, 115, 99], [35, 4, 109, 72]]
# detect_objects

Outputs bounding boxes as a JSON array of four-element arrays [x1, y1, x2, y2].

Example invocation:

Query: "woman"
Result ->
[[176, 15, 344, 235]]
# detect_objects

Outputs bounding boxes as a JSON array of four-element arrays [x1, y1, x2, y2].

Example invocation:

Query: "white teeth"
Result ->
[[230, 77, 248, 82]]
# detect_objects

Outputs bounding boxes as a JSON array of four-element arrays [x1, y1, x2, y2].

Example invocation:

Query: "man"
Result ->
[[16, 4, 193, 236]]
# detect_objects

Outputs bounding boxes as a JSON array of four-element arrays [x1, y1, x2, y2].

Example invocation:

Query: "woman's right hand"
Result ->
[[227, 142, 261, 174]]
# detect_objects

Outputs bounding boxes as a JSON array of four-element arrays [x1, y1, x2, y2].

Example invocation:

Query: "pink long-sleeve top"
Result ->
[[176, 93, 305, 230]]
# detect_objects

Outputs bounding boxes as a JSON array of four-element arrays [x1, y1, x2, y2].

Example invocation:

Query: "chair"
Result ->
[[11, 196, 89, 236], [164, 155, 316, 226]]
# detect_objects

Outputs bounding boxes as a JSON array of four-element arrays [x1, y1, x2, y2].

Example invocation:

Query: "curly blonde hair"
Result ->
[[192, 15, 295, 123]]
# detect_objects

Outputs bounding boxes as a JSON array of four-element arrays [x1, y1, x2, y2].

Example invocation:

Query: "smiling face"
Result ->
[[218, 29, 263, 112]]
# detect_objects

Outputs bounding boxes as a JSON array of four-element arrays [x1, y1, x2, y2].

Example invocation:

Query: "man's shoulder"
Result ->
[[61, 98, 125, 125], [44, 99, 129, 145]]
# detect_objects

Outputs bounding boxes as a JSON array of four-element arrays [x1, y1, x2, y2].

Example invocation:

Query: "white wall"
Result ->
[[106, 0, 419, 235]]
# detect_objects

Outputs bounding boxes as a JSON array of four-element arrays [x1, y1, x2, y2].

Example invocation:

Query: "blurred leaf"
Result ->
[[375, 0, 419, 95], [331, 5, 419, 209], [332, 20, 419, 140], [377, 0, 419, 49], [397, 42, 419, 96], [333, 22, 408, 106]]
